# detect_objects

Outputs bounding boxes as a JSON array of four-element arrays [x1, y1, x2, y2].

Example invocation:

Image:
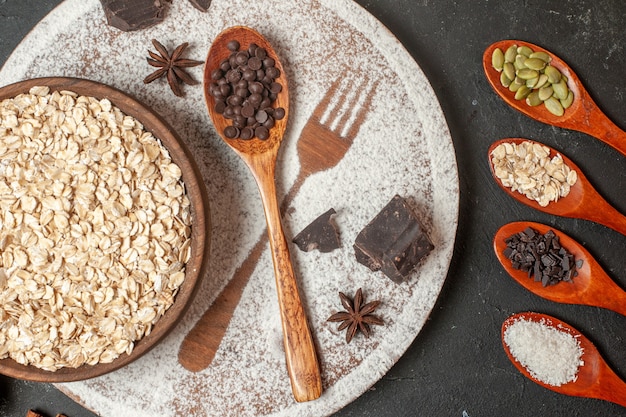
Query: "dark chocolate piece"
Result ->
[[292, 209, 341, 253], [503, 227, 580, 286], [100, 0, 169, 32], [188, 0, 212, 12], [354, 195, 434, 283]]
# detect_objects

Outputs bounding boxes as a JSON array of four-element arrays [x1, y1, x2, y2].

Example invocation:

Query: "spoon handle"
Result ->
[[593, 361, 626, 408], [584, 258, 626, 317], [252, 152, 322, 402], [576, 93, 626, 157], [585, 194, 626, 237]]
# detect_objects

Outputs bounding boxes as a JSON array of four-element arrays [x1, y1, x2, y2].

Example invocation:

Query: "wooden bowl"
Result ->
[[0, 77, 210, 382]]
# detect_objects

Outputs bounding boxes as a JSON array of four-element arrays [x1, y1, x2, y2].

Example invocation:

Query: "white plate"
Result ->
[[0, 0, 458, 415]]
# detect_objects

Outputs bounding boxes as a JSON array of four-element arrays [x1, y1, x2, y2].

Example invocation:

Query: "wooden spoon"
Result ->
[[502, 312, 626, 407], [203, 26, 322, 402], [494, 221, 626, 316], [483, 40, 626, 157], [488, 138, 626, 236]]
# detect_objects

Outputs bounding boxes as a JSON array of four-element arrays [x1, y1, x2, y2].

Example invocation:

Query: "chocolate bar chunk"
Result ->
[[188, 0, 212, 12], [354, 195, 434, 283], [100, 0, 169, 32], [292, 208, 341, 253]]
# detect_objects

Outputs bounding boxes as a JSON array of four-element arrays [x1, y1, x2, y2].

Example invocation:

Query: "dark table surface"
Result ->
[[1, 1, 625, 416]]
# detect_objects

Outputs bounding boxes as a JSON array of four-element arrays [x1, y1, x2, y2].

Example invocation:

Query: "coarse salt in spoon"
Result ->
[[483, 40, 626, 157], [493, 221, 626, 316], [488, 138, 626, 236], [502, 312, 626, 408], [203, 26, 322, 402]]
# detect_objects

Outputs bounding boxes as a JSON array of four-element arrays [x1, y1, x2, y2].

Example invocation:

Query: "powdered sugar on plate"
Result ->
[[1, 0, 459, 416]]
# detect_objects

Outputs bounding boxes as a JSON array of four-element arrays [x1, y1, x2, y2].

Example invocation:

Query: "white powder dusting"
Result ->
[[504, 318, 584, 386], [1, 0, 458, 416]]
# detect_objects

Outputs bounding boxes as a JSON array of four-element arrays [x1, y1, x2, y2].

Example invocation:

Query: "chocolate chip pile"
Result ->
[[503, 227, 582, 286], [208, 39, 285, 140]]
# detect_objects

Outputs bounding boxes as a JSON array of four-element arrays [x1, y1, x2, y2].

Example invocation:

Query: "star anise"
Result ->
[[144, 39, 203, 97], [327, 288, 383, 343]]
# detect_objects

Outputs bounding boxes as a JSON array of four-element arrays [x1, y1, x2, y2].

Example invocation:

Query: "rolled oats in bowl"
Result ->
[[0, 85, 194, 371]]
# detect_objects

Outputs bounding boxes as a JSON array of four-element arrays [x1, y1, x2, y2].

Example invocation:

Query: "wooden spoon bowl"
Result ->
[[203, 26, 322, 402], [0, 77, 210, 382], [488, 138, 626, 235], [204, 27, 289, 156], [502, 312, 626, 407], [483, 40, 626, 157], [493, 221, 626, 316]]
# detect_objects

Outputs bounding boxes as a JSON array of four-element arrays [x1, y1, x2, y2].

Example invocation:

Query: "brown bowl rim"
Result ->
[[0, 77, 210, 382]]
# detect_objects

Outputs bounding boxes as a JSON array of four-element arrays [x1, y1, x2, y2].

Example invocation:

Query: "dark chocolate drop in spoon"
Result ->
[[494, 221, 626, 316]]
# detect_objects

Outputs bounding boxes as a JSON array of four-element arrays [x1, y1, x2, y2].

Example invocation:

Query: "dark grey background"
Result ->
[[1, 1, 625, 416]]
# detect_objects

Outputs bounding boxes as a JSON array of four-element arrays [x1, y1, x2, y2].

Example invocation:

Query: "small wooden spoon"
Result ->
[[488, 138, 626, 236], [483, 40, 626, 157], [203, 26, 322, 402], [494, 221, 626, 316], [502, 312, 626, 407]]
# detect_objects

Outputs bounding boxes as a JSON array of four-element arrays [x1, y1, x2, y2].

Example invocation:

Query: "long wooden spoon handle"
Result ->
[[178, 170, 308, 371], [266, 219, 323, 401], [255, 155, 322, 402]]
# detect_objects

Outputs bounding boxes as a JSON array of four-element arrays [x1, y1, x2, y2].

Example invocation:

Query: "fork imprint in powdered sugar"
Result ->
[[281, 75, 380, 212], [178, 74, 379, 372]]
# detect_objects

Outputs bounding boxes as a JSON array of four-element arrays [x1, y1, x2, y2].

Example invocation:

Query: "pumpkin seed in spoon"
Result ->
[[483, 40, 626, 157]]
